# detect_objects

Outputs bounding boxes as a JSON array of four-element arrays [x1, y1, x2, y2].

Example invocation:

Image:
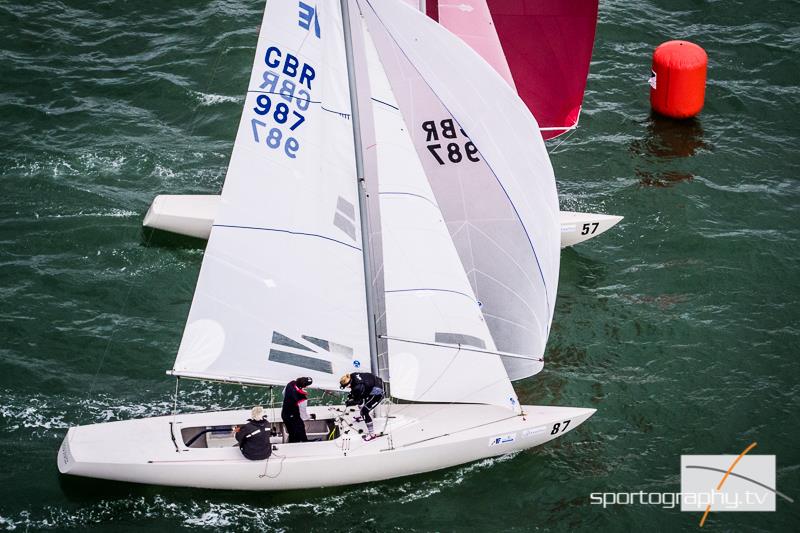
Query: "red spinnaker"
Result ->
[[433, 0, 598, 140]]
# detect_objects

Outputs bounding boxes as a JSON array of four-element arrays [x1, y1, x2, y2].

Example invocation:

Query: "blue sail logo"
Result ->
[[298, 2, 321, 38]]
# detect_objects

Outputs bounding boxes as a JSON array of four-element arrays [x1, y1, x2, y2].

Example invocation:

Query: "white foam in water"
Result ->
[[45, 209, 138, 219], [153, 164, 176, 178], [192, 91, 242, 106], [0, 452, 522, 530]]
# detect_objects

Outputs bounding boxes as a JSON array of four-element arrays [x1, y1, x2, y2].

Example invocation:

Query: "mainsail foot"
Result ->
[[58, 404, 594, 490]]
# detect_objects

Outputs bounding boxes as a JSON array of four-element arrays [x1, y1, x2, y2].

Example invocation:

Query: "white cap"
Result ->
[[251, 405, 265, 420]]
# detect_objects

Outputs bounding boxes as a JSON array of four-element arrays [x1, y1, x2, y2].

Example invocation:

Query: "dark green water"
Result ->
[[1, 0, 798, 531]]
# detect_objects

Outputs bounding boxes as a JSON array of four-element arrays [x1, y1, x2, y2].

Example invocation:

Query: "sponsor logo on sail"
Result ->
[[298, 2, 320, 39]]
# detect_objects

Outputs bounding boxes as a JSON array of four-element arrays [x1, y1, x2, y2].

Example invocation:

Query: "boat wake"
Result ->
[[1, 454, 519, 530]]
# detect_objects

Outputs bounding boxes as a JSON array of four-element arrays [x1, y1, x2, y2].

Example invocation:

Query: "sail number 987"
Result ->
[[422, 119, 481, 165], [250, 94, 304, 159]]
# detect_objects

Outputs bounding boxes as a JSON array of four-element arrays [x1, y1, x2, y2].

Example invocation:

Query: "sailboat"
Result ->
[[142, 1, 622, 248], [58, 0, 595, 490]]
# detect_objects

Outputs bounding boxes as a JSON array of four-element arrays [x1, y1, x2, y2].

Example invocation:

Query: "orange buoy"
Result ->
[[649, 40, 707, 119]]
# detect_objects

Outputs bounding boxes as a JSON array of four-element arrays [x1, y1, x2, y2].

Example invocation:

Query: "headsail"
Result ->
[[172, 2, 370, 390], [358, 13, 519, 410], [359, 0, 560, 380]]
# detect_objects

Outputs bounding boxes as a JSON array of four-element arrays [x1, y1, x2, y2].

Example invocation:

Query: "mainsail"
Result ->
[[172, 2, 371, 390], [359, 0, 560, 380], [428, 0, 599, 140]]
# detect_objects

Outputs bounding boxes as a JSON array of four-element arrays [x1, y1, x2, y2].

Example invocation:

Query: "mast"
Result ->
[[341, 0, 379, 374]]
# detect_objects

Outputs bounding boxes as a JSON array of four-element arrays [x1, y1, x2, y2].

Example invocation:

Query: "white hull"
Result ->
[[58, 403, 594, 491], [558, 211, 623, 248], [142, 195, 621, 248]]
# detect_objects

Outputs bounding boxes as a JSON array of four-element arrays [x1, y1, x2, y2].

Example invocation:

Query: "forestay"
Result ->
[[358, 16, 519, 410], [172, 2, 370, 390], [359, 0, 560, 380]]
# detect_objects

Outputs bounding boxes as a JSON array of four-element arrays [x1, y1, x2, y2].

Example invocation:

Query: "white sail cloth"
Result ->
[[359, 19, 519, 410], [172, 2, 371, 390], [359, 0, 560, 380], [172, 0, 558, 410]]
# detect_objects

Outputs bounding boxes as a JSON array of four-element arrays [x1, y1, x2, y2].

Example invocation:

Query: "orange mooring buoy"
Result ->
[[649, 40, 707, 119]]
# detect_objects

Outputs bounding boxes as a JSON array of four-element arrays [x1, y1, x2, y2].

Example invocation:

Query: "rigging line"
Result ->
[[370, 96, 399, 110], [189, 39, 227, 139], [259, 452, 286, 479], [383, 375, 521, 440], [389, 413, 520, 450], [362, 1, 553, 325], [413, 345, 463, 403], [380, 335, 543, 362], [84, 223, 158, 416], [379, 190, 439, 210], [541, 109, 581, 134], [384, 287, 478, 305], [171, 377, 181, 452], [547, 127, 578, 155]]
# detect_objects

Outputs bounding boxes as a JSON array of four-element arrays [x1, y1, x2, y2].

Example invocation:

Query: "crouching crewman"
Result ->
[[340, 372, 384, 441], [235, 405, 272, 460]]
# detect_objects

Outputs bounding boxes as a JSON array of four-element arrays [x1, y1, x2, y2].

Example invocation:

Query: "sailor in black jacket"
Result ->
[[235, 406, 272, 460], [340, 372, 384, 441], [281, 376, 314, 442]]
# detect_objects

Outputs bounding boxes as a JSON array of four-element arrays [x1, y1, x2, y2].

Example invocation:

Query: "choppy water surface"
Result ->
[[1, 0, 799, 531]]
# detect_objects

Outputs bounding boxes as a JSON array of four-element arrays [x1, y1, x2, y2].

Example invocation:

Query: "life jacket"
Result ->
[[235, 419, 272, 460], [281, 380, 308, 420], [350, 372, 384, 402]]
